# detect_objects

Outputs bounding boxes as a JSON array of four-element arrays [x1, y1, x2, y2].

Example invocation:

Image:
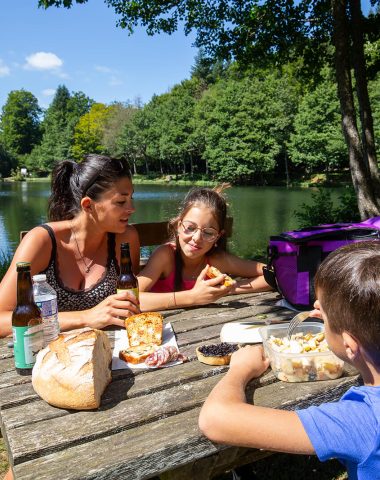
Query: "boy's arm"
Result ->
[[198, 346, 315, 454]]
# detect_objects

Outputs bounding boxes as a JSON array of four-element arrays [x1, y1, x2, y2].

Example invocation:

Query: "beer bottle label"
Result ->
[[12, 324, 44, 368], [117, 287, 139, 300]]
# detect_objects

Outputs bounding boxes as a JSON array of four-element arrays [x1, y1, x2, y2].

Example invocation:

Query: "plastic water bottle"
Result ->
[[32, 274, 60, 347]]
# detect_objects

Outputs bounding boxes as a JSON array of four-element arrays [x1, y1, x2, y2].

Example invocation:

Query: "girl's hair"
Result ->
[[315, 241, 380, 365], [48, 154, 131, 221], [169, 186, 229, 291]]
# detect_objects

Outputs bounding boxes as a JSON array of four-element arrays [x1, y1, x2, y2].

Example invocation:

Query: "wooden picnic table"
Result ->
[[0, 291, 360, 480]]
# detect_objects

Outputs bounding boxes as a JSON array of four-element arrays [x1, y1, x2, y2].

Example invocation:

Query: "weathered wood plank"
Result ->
[[12, 408, 212, 480]]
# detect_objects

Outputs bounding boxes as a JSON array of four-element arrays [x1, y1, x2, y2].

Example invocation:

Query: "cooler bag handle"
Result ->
[[263, 245, 280, 291]]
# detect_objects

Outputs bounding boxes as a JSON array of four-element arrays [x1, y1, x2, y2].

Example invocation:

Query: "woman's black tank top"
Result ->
[[39, 224, 119, 312]]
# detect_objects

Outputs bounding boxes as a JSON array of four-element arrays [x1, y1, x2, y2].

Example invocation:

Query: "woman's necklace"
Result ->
[[71, 225, 95, 273]]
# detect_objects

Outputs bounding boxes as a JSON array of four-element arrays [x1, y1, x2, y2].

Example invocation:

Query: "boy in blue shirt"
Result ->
[[199, 241, 380, 479]]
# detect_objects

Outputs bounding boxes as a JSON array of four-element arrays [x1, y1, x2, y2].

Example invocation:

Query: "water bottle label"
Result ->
[[117, 288, 139, 300], [12, 324, 43, 368], [35, 298, 58, 316], [43, 316, 60, 344]]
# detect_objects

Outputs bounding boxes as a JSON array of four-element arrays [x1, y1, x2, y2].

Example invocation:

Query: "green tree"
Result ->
[[288, 68, 347, 175], [0, 143, 16, 177], [102, 102, 138, 156], [194, 71, 297, 183], [71, 103, 112, 159], [0, 90, 41, 156], [28, 86, 94, 172]]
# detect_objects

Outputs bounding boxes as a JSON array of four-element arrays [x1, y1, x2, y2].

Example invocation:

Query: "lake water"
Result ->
[[0, 181, 344, 260]]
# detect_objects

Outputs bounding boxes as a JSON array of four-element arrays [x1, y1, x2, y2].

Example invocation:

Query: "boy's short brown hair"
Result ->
[[315, 241, 380, 363]]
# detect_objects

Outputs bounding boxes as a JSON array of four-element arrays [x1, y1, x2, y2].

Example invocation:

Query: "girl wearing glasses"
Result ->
[[138, 187, 271, 311], [0, 154, 140, 338]]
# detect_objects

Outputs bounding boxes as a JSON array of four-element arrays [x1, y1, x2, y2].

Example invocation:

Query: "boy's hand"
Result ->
[[228, 345, 270, 383]]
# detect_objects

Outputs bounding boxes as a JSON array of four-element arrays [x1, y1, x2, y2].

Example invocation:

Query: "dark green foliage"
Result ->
[[0, 144, 16, 177], [294, 188, 360, 228], [194, 71, 298, 182], [0, 90, 42, 156], [28, 85, 94, 173], [288, 68, 347, 174]]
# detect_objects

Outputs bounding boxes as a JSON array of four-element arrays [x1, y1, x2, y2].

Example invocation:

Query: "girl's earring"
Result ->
[[214, 242, 218, 247]]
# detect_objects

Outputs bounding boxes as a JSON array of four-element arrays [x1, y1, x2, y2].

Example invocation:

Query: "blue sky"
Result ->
[[0, 1, 374, 112], [0, 0, 198, 110]]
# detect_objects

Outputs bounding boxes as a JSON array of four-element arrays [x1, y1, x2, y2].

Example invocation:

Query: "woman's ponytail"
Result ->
[[48, 160, 80, 221]]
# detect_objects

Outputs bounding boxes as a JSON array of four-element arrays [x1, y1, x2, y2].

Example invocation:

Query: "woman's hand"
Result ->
[[83, 291, 140, 329], [228, 345, 270, 383], [190, 265, 234, 305]]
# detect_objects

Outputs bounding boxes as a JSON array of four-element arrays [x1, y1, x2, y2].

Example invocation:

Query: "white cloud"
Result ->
[[25, 52, 63, 70], [0, 59, 10, 77], [95, 65, 113, 73], [42, 88, 56, 97]]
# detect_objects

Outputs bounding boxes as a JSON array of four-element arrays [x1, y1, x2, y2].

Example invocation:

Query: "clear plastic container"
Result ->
[[259, 322, 344, 382], [33, 274, 60, 347]]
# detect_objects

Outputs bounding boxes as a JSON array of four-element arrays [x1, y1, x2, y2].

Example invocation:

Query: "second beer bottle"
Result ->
[[117, 242, 139, 305]]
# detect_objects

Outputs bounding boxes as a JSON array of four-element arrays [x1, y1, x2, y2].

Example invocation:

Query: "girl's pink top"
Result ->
[[149, 244, 209, 293]]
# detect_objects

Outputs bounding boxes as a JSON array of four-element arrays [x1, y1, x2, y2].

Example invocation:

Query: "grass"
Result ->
[[0, 437, 8, 480]]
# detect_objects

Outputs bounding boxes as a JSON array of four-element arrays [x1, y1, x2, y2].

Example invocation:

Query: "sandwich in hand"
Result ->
[[206, 265, 235, 287]]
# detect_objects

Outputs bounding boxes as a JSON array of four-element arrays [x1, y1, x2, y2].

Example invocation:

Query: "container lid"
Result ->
[[220, 322, 263, 344], [32, 274, 47, 282]]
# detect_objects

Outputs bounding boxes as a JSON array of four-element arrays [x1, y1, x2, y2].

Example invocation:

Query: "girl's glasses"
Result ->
[[179, 220, 219, 243]]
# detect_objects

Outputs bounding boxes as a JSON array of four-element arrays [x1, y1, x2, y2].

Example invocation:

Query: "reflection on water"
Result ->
[[0, 181, 345, 259]]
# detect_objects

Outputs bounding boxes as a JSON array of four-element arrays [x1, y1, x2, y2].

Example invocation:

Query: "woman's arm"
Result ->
[[211, 252, 272, 293], [199, 346, 314, 454]]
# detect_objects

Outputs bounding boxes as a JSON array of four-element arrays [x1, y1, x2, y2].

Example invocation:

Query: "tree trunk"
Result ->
[[331, 0, 379, 219], [349, 0, 380, 199]]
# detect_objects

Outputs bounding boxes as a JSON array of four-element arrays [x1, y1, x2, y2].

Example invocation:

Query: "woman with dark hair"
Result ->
[[0, 154, 140, 337], [138, 186, 271, 311]]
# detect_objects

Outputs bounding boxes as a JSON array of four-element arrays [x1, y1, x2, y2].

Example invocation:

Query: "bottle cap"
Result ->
[[16, 262, 31, 271], [32, 274, 47, 282]]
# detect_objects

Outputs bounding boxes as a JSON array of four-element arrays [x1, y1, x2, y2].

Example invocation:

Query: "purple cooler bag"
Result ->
[[263, 217, 380, 311]]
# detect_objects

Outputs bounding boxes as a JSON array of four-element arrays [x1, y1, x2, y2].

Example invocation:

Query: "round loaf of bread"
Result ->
[[32, 328, 112, 410]]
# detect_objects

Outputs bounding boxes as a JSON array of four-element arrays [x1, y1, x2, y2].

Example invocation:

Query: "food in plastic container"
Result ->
[[259, 322, 344, 382]]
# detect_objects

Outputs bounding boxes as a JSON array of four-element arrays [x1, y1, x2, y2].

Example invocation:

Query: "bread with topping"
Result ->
[[125, 312, 163, 347], [196, 343, 239, 365], [119, 345, 156, 365]]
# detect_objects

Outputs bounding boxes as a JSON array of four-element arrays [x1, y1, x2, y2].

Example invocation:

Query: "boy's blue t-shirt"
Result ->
[[297, 385, 380, 480]]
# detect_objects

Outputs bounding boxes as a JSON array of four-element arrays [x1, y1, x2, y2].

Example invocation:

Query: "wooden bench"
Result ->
[[20, 218, 233, 246], [20, 218, 234, 266]]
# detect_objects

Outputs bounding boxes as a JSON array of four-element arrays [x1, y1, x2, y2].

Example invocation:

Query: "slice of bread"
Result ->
[[119, 345, 156, 365], [206, 265, 235, 287], [125, 312, 163, 347]]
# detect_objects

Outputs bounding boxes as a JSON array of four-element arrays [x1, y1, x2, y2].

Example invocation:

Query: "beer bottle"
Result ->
[[12, 262, 44, 375], [117, 243, 139, 302]]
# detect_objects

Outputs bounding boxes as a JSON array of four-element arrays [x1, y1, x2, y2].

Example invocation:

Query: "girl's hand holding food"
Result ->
[[85, 291, 140, 329], [190, 266, 233, 305]]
